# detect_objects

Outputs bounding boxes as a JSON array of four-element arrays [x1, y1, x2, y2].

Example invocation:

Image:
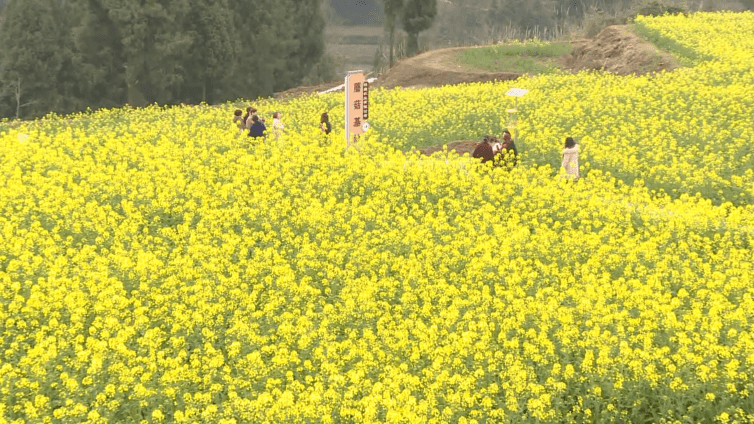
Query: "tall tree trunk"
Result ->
[[406, 32, 418, 57], [124, 63, 146, 107], [389, 21, 396, 67], [15, 78, 21, 119]]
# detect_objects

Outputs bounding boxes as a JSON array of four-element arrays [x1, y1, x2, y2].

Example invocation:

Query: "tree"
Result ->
[[384, 0, 403, 67], [400, 0, 436, 56], [227, 0, 299, 100], [0, 0, 81, 118], [273, 0, 326, 92], [182, 0, 238, 104], [0, 78, 36, 119], [72, 0, 128, 110], [99, 0, 192, 106]]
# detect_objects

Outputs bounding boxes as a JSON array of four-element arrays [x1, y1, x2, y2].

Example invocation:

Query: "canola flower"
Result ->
[[0, 11, 753, 424]]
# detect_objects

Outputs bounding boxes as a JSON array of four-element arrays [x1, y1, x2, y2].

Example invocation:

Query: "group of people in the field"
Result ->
[[471, 132, 579, 179], [233, 107, 286, 139], [232, 106, 579, 179], [233, 107, 332, 140], [472, 130, 519, 170]]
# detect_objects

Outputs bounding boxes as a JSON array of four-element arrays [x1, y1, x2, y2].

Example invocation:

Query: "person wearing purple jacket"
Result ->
[[247, 115, 266, 139]]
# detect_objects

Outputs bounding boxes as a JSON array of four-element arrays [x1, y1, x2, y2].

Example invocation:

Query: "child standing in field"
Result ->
[[272, 112, 285, 140], [245, 107, 258, 129], [319, 112, 332, 135], [233, 109, 245, 135], [500, 130, 518, 168], [318, 112, 332, 147], [242, 107, 253, 129], [561, 136, 580, 179]]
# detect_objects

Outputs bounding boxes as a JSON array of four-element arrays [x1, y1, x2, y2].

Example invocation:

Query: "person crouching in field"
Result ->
[[247, 115, 267, 140], [472, 135, 497, 165], [474, 134, 516, 168]]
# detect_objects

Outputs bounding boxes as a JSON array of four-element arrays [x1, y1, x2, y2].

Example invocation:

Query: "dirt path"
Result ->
[[372, 47, 522, 90], [414, 140, 481, 157], [274, 25, 678, 101]]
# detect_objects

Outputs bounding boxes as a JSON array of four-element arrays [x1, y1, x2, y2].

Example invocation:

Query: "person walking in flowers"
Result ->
[[318, 112, 332, 147], [245, 107, 265, 130], [499, 130, 519, 169], [233, 109, 245, 136], [271, 112, 285, 140], [561, 136, 580, 179], [319, 112, 332, 135]]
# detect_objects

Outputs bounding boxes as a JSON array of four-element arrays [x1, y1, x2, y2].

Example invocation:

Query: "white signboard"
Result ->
[[505, 88, 529, 97]]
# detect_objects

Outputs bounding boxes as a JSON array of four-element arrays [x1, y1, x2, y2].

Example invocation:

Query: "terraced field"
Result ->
[[0, 11, 753, 424]]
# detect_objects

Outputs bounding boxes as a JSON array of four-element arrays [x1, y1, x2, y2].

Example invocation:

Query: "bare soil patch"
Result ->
[[372, 47, 522, 90], [559, 25, 679, 76], [413, 140, 480, 157]]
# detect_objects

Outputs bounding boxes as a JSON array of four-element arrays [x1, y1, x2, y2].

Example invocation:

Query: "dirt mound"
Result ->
[[561, 25, 678, 75], [372, 47, 522, 90]]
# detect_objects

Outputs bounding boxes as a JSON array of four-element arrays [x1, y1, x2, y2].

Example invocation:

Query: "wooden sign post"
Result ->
[[345, 70, 370, 150]]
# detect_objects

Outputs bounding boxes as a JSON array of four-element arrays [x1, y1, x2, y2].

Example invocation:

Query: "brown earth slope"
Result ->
[[561, 25, 679, 76], [274, 25, 677, 101], [371, 47, 522, 90]]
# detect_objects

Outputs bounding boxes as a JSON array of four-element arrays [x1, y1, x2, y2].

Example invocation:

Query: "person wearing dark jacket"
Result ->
[[320, 112, 332, 135], [472, 135, 497, 164], [500, 130, 518, 168], [247, 115, 266, 139]]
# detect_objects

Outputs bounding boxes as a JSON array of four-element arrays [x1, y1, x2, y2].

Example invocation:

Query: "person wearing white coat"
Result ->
[[271, 112, 285, 140], [561, 136, 580, 179]]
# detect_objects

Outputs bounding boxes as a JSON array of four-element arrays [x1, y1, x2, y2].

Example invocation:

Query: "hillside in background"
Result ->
[[320, 0, 754, 83], [278, 24, 677, 100]]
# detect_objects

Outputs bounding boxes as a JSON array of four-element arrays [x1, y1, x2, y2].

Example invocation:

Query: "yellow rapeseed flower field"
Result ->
[[0, 11, 753, 424]]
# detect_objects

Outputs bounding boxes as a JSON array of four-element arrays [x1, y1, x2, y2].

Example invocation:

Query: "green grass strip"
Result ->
[[459, 42, 572, 73], [631, 22, 715, 66]]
